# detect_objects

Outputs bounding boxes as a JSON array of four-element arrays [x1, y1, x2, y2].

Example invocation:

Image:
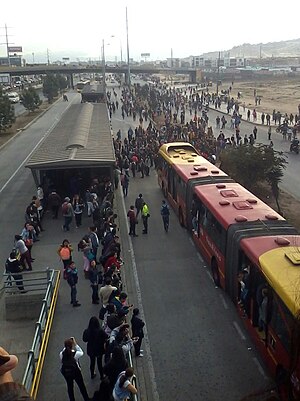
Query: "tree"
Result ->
[[20, 87, 42, 112], [43, 74, 60, 103], [220, 144, 287, 212], [56, 74, 68, 91], [0, 88, 15, 133]]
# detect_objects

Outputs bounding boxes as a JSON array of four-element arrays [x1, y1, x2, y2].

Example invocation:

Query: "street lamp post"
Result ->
[[102, 39, 106, 92], [125, 6, 130, 87]]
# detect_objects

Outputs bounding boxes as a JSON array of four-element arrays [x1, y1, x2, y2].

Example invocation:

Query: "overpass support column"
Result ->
[[190, 71, 196, 84], [68, 74, 74, 90]]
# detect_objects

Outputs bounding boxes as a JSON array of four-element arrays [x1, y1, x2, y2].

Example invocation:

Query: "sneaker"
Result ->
[[139, 349, 144, 353], [137, 354, 143, 357], [73, 302, 81, 307]]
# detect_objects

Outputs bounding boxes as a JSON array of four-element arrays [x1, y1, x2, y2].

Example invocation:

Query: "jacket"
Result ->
[[82, 327, 108, 357]]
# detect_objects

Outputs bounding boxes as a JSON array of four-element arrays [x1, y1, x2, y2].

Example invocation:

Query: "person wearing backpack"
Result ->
[[60, 337, 90, 401], [57, 239, 73, 270], [160, 200, 170, 233], [62, 197, 74, 232], [65, 262, 81, 307]]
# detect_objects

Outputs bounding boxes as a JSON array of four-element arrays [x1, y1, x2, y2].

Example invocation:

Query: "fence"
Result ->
[[8, 268, 61, 398]]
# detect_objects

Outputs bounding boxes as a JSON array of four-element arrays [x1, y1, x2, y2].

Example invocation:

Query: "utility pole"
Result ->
[[47, 48, 50, 65], [126, 6, 130, 87], [102, 39, 106, 92], [171, 48, 173, 68], [5, 24, 11, 67], [216, 51, 220, 95], [0, 24, 14, 85]]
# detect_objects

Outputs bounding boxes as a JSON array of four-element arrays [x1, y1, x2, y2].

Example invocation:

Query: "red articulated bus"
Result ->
[[158, 142, 300, 400]]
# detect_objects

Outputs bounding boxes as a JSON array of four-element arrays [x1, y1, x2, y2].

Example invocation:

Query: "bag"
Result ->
[[62, 202, 69, 215], [25, 238, 33, 246], [86, 250, 95, 261], [60, 247, 71, 260]]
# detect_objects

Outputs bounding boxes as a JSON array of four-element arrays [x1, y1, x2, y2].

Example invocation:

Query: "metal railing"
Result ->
[[127, 350, 138, 401], [3, 268, 53, 294], [20, 269, 60, 399]]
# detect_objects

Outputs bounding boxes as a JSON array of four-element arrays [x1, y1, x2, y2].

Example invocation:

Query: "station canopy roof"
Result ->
[[26, 103, 115, 170]]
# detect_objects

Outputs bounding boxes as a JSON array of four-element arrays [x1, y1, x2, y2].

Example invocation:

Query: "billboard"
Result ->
[[8, 46, 22, 53], [141, 53, 150, 57]]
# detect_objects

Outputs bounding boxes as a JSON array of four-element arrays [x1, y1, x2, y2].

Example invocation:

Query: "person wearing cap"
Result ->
[[62, 197, 74, 232]]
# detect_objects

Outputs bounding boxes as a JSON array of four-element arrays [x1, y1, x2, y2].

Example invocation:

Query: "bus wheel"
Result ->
[[179, 208, 184, 227], [211, 259, 220, 287]]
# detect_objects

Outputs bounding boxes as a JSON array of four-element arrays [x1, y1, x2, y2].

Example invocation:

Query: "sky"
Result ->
[[1, 0, 300, 63]]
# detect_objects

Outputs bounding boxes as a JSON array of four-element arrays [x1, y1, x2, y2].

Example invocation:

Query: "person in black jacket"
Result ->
[[131, 308, 145, 357], [5, 252, 25, 291], [82, 316, 108, 379], [103, 346, 128, 391]]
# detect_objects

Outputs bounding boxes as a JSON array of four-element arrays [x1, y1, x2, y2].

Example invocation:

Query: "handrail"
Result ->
[[3, 269, 53, 294], [21, 269, 60, 398], [126, 332, 138, 401]]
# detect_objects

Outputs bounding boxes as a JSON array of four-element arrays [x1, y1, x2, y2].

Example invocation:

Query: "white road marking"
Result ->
[[0, 120, 58, 194], [197, 253, 204, 262], [189, 237, 195, 246], [252, 357, 267, 378], [121, 191, 160, 401], [205, 269, 214, 282], [0, 99, 73, 195], [219, 294, 229, 309], [233, 321, 246, 340]]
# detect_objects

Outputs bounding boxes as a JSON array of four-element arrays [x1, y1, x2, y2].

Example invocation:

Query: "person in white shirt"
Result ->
[[60, 337, 90, 401]]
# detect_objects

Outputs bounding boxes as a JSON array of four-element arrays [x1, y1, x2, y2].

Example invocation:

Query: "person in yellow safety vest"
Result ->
[[141, 202, 150, 234]]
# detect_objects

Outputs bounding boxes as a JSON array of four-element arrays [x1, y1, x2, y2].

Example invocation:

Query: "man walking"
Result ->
[[62, 197, 74, 232], [160, 200, 170, 232]]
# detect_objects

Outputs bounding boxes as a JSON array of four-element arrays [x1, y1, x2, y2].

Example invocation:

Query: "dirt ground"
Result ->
[[1, 82, 300, 231], [220, 76, 300, 118]]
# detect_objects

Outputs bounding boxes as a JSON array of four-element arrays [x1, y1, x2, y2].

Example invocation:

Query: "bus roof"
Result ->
[[159, 142, 202, 164], [240, 236, 300, 315], [194, 182, 284, 230], [159, 142, 227, 182]]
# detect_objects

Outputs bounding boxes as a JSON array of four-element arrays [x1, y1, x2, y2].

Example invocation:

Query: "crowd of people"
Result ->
[[4, 77, 298, 401]]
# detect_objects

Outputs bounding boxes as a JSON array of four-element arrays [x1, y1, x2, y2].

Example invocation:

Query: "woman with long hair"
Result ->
[[60, 337, 90, 401], [82, 316, 108, 379]]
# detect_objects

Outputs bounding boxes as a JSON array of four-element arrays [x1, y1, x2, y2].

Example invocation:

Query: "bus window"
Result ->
[[269, 294, 293, 352], [202, 209, 226, 254]]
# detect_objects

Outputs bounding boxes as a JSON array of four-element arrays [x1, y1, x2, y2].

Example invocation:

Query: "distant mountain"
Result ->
[[201, 38, 300, 59]]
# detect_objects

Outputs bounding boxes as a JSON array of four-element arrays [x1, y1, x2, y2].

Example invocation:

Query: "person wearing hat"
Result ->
[[62, 197, 74, 232]]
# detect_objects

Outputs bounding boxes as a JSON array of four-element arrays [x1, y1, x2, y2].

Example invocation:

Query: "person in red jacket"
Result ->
[[127, 205, 138, 237], [103, 252, 121, 273]]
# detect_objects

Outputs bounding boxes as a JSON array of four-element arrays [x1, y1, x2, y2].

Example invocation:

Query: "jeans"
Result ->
[[142, 216, 148, 233], [20, 250, 32, 270], [63, 216, 72, 231], [70, 285, 77, 305]]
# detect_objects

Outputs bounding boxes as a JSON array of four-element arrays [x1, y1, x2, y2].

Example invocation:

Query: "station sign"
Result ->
[[8, 46, 22, 53]]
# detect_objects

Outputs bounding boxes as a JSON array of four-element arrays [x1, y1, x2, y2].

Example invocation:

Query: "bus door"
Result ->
[[167, 167, 177, 203]]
